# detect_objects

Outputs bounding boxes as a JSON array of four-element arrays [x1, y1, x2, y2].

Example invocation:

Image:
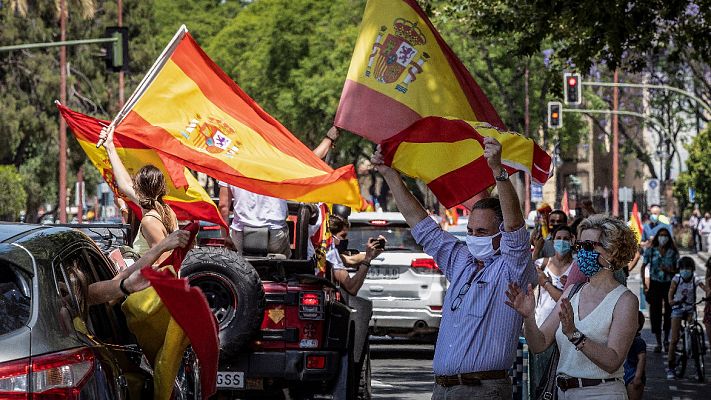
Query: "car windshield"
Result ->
[[0, 264, 31, 335], [348, 225, 422, 252]]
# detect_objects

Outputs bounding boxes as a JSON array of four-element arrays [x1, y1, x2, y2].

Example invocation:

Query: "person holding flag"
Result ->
[[372, 138, 535, 399]]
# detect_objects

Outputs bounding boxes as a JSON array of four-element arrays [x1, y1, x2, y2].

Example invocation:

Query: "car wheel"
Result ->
[[180, 247, 265, 357]]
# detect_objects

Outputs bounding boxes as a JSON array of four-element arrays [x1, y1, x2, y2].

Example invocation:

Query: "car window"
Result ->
[[0, 264, 31, 336], [348, 225, 422, 252], [83, 249, 129, 344], [54, 252, 92, 331]]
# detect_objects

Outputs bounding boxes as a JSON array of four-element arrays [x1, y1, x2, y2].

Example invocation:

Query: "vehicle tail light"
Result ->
[[411, 258, 441, 274], [0, 348, 94, 400], [429, 305, 442, 312], [200, 238, 225, 247], [200, 225, 222, 231], [299, 292, 324, 320], [306, 355, 326, 369], [369, 220, 388, 226]]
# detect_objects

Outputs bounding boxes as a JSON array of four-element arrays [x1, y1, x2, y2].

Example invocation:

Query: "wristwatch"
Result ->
[[568, 329, 583, 343], [494, 168, 509, 182]]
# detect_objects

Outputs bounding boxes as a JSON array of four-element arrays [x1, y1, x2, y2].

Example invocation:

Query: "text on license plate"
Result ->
[[367, 266, 399, 279], [216, 371, 244, 389]]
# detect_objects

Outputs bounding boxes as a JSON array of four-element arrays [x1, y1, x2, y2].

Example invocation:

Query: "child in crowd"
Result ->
[[625, 311, 647, 400], [666, 256, 704, 379]]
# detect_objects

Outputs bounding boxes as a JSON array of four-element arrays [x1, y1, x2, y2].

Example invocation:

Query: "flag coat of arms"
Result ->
[[58, 104, 225, 227], [335, 0, 505, 143], [109, 26, 361, 208]]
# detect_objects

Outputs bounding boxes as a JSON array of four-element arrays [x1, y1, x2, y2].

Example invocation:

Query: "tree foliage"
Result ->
[[674, 126, 711, 211], [0, 165, 28, 221]]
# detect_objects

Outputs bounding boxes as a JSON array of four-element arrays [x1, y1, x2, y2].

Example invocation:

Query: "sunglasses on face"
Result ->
[[573, 240, 603, 252]]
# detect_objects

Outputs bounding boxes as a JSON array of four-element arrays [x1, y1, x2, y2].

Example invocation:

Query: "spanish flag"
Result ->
[[381, 117, 552, 208], [109, 26, 361, 208], [629, 202, 643, 243], [335, 0, 505, 143], [58, 104, 226, 228]]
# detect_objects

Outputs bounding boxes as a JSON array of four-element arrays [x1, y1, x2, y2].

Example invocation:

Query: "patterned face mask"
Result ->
[[577, 248, 603, 277]]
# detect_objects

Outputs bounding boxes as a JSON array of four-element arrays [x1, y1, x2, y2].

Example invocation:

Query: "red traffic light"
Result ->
[[568, 77, 577, 87]]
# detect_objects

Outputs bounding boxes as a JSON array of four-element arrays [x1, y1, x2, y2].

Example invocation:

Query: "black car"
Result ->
[[0, 223, 197, 399]]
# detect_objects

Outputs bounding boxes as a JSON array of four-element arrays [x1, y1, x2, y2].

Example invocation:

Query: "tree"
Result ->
[[0, 165, 28, 221], [674, 126, 711, 211]]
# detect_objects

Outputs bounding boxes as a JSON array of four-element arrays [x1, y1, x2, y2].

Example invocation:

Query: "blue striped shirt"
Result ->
[[412, 218, 534, 375]]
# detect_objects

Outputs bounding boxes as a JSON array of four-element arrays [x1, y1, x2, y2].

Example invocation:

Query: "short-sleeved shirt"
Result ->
[[325, 241, 346, 270], [671, 274, 700, 313], [641, 221, 672, 242], [534, 259, 573, 326], [699, 218, 711, 235], [623, 335, 647, 385], [411, 217, 535, 375], [219, 182, 287, 231], [643, 248, 678, 283]]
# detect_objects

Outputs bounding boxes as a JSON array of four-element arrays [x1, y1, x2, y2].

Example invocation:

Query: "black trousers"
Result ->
[[646, 280, 672, 341]]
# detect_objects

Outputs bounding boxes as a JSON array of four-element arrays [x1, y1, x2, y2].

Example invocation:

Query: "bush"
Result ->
[[0, 165, 28, 221]]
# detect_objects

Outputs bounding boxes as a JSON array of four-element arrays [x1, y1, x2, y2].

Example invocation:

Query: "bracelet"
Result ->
[[119, 278, 131, 296], [326, 132, 340, 142], [361, 260, 371, 268]]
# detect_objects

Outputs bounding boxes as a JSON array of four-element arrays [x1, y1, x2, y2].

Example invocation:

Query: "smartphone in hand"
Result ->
[[374, 238, 386, 250]]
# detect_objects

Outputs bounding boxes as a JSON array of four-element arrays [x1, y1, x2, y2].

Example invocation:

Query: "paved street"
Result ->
[[369, 252, 710, 399]]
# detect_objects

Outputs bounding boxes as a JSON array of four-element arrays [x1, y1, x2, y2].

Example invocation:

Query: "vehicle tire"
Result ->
[[174, 347, 201, 400], [180, 247, 265, 357], [692, 331, 705, 383], [357, 343, 372, 400]]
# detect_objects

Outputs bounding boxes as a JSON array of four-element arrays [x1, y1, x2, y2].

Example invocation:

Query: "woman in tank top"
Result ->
[[100, 125, 178, 260], [506, 215, 640, 399]]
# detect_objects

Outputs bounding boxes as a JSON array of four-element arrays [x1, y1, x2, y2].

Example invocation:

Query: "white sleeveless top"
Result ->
[[555, 284, 629, 379]]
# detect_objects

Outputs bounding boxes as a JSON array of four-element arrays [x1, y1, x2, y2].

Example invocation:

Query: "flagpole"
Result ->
[[97, 25, 188, 147]]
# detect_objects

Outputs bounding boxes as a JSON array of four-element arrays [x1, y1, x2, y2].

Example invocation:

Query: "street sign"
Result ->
[[645, 179, 660, 206], [531, 183, 543, 203], [618, 187, 633, 203], [689, 187, 696, 203]]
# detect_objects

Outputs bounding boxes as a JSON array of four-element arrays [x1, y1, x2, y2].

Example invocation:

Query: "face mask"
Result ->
[[553, 240, 571, 255], [658, 236, 669, 246], [465, 233, 501, 261], [334, 236, 349, 253], [577, 248, 607, 277], [650, 215, 659, 223], [680, 270, 693, 280]]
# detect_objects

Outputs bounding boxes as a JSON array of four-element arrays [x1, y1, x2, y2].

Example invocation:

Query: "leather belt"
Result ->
[[434, 370, 508, 387], [556, 376, 621, 392]]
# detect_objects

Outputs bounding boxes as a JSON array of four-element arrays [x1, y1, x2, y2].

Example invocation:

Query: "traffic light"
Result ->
[[104, 27, 129, 72], [548, 101, 563, 129], [563, 72, 582, 105]]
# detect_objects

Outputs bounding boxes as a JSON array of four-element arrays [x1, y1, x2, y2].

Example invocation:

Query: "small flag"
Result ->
[[629, 202, 643, 243], [561, 190, 570, 217]]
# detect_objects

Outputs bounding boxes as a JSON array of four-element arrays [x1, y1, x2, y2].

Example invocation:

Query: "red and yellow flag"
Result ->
[[629, 202, 643, 243], [380, 117, 552, 208], [335, 0, 505, 143], [58, 104, 226, 228], [111, 26, 361, 208]]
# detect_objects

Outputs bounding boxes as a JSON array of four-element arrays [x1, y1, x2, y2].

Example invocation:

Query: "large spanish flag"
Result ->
[[381, 117, 552, 208], [109, 26, 361, 208], [335, 0, 505, 143], [58, 103, 226, 228]]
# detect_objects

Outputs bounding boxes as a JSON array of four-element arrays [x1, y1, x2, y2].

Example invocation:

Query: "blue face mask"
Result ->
[[553, 240, 571, 255], [680, 270, 693, 280], [577, 249, 603, 277]]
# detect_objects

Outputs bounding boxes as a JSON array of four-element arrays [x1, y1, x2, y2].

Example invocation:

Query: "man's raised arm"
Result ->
[[371, 147, 428, 228], [483, 137, 525, 232]]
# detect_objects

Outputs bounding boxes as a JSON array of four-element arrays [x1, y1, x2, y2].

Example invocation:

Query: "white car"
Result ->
[[348, 212, 447, 341]]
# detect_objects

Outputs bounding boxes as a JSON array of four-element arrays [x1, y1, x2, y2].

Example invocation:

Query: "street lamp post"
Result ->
[[58, 0, 67, 223]]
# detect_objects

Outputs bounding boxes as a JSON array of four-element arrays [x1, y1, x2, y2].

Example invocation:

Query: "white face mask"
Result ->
[[465, 232, 501, 261]]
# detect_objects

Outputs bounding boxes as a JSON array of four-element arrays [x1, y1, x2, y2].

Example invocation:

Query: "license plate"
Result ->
[[216, 371, 244, 389], [367, 266, 399, 279]]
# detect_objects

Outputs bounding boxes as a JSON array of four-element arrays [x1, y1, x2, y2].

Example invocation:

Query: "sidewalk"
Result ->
[[627, 251, 709, 399]]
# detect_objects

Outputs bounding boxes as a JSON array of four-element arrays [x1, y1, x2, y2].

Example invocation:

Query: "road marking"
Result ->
[[371, 379, 394, 388]]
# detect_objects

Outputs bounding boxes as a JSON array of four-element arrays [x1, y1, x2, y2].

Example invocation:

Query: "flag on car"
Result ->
[[58, 104, 226, 228], [335, 0, 505, 143], [107, 26, 361, 208], [629, 202, 643, 243], [380, 117, 552, 208]]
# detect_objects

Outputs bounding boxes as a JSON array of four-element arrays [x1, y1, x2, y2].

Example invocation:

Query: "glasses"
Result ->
[[573, 240, 603, 252], [451, 281, 472, 311]]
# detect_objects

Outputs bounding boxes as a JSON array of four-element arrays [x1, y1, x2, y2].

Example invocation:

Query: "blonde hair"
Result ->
[[577, 214, 637, 270], [134, 164, 177, 233]]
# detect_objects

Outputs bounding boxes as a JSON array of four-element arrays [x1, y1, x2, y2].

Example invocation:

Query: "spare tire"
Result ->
[[180, 247, 265, 357]]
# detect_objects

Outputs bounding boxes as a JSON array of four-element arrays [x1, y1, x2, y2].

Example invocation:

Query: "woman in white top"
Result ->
[[506, 215, 639, 399], [535, 225, 576, 326], [99, 125, 178, 260]]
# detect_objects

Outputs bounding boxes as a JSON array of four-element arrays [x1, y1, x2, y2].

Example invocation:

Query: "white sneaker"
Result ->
[[666, 368, 676, 379]]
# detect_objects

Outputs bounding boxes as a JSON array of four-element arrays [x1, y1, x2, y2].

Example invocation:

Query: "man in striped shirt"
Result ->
[[373, 137, 535, 399]]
